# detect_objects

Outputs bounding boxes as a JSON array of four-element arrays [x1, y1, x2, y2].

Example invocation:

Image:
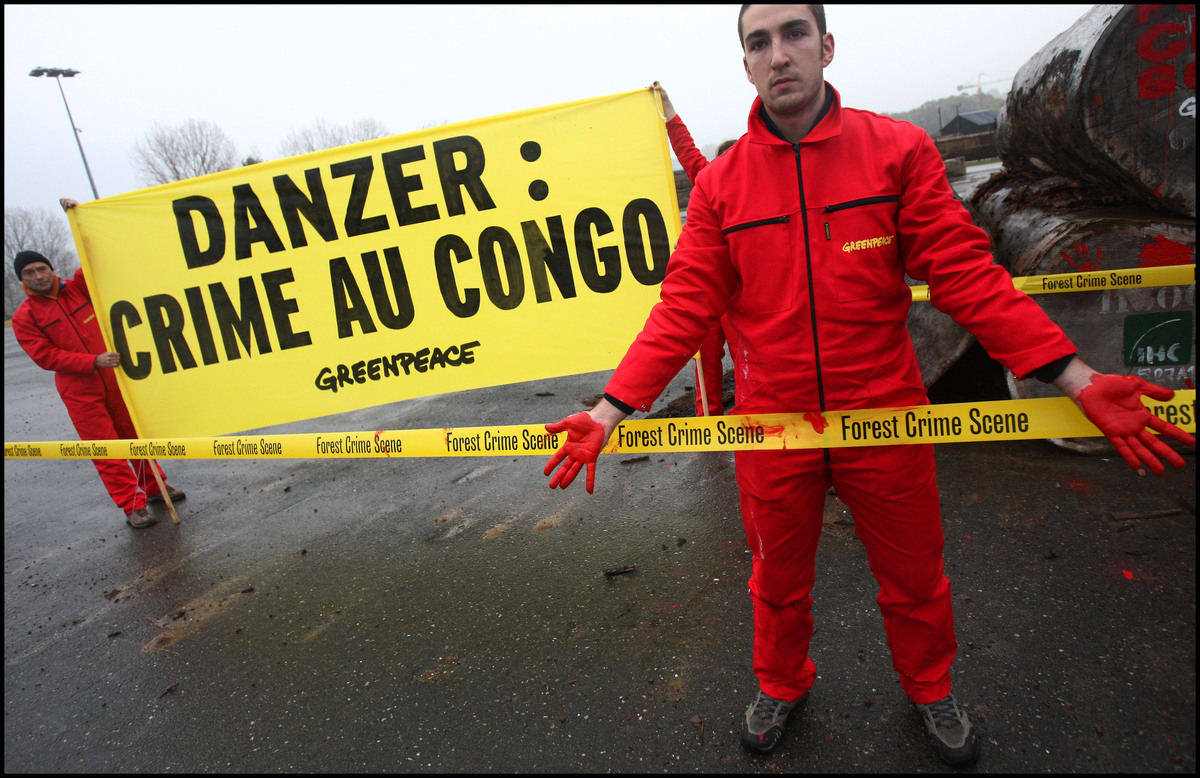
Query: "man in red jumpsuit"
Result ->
[[11, 247, 186, 529], [542, 4, 1195, 768]]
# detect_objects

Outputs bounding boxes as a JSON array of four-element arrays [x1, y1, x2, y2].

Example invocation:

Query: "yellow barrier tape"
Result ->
[[5, 393, 1192, 460], [909, 264, 1194, 302]]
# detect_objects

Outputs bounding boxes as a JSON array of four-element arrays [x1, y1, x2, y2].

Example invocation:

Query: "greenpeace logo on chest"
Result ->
[[842, 234, 896, 253]]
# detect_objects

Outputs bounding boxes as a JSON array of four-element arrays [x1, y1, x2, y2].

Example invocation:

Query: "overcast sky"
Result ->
[[5, 4, 1094, 213]]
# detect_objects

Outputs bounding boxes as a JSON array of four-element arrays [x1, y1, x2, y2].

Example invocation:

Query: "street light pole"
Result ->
[[29, 66, 100, 200]]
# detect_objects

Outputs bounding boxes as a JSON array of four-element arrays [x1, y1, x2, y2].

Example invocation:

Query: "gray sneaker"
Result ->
[[914, 694, 980, 767], [741, 689, 802, 754], [148, 485, 186, 504], [125, 507, 157, 529]]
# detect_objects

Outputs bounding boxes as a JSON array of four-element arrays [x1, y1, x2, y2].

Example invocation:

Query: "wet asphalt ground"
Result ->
[[4, 323, 1195, 773]]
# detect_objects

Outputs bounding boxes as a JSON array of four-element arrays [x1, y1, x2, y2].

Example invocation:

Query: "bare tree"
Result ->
[[4, 207, 79, 319], [278, 118, 390, 157], [131, 119, 239, 186]]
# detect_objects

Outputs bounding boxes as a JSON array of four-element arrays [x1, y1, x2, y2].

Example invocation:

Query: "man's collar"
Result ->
[[759, 86, 835, 143], [22, 276, 63, 300]]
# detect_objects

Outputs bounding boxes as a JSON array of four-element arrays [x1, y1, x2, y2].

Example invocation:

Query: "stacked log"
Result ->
[[997, 4, 1195, 219], [970, 4, 1196, 454], [908, 289, 973, 389]]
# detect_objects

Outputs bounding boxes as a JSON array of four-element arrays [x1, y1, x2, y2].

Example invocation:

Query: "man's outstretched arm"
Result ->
[[1053, 357, 1195, 474], [543, 398, 629, 494]]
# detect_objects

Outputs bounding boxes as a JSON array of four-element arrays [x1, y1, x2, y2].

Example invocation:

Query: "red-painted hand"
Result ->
[[1075, 374, 1195, 474], [543, 412, 606, 493]]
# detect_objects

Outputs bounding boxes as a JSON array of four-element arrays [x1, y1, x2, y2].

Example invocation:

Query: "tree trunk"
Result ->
[[998, 4, 1196, 219], [908, 283, 974, 389], [971, 180, 1196, 453]]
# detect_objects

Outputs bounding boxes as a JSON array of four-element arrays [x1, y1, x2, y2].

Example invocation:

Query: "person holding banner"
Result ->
[[544, 4, 1195, 768], [653, 81, 735, 417], [11, 209, 186, 530]]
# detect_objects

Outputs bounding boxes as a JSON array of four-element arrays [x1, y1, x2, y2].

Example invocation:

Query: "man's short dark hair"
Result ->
[[738, 4, 827, 49]]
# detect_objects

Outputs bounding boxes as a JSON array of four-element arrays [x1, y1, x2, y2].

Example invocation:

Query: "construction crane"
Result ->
[[956, 73, 1012, 94]]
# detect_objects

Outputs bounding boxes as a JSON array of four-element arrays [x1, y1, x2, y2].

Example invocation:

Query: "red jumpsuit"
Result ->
[[12, 268, 166, 514], [606, 87, 1076, 704], [666, 114, 728, 416]]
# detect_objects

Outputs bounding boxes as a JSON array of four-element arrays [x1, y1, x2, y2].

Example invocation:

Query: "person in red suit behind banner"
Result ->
[[11, 199, 187, 529], [653, 81, 735, 416]]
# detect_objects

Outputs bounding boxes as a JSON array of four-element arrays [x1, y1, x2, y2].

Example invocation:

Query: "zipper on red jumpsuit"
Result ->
[[792, 142, 831, 465], [59, 294, 121, 400]]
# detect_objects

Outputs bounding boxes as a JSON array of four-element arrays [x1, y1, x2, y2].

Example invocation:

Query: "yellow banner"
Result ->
[[5, 393, 1193, 460], [66, 90, 680, 438]]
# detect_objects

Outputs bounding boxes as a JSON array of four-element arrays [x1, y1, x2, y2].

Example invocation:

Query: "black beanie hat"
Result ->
[[14, 250, 53, 276]]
